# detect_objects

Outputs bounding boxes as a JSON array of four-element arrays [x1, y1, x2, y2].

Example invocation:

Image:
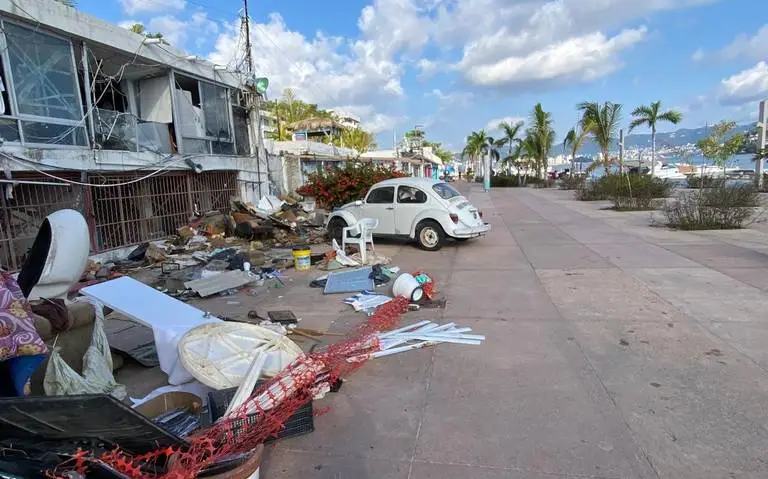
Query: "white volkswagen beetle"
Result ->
[[325, 177, 491, 251]]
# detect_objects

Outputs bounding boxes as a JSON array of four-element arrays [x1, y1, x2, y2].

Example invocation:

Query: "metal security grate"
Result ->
[[0, 170, 239, 271], [0, 172, 86, 271]]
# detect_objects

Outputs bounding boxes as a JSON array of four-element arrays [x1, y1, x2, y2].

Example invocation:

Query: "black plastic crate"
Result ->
[[208, 382, 314, 443]]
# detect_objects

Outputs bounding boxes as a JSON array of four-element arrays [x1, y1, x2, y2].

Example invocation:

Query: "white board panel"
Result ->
[[82, 276, 219, 385]]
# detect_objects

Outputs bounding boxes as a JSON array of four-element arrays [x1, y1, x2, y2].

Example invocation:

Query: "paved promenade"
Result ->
[[257, 185, 768, 479]]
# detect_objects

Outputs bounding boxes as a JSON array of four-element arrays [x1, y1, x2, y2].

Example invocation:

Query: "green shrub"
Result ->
[[296, 162, 408, 209], [610, 175, 673, 210], [576, 174, 672, 207], [490, 175, 547, 187], [663, 184, 760, 230], [559, 175, 585, 190]]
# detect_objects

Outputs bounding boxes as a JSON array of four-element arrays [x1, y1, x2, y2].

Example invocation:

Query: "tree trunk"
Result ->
[[651, 128, 656, 177], [483, 151, 491, 192]]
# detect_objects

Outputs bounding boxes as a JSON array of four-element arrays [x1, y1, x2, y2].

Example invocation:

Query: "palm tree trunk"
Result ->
[[651, 129, 656, 177]]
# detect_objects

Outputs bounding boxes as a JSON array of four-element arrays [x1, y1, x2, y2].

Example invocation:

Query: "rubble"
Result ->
[[5, 201, 470, 479]]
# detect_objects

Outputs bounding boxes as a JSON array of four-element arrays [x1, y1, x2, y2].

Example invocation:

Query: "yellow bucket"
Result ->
[[292, 246, 311, 271]]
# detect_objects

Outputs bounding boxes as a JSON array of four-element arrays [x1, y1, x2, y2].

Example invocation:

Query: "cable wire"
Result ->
[[0, 152, 207, 187]]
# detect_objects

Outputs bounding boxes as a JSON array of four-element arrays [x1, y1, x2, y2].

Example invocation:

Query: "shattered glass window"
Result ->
[[200, 82, 231, 140], [21, 121, 87, 146], [5, 23, 81, 121]]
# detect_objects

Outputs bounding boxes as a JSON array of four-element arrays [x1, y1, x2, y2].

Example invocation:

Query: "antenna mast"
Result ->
[[242, 0, 254, 74]]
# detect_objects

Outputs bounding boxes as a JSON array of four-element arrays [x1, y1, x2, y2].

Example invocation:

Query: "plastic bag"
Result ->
[[43, 297, 126, 399]]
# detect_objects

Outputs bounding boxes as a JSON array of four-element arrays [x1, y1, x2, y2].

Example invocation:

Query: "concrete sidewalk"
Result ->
[[260, 185, 768, 479]]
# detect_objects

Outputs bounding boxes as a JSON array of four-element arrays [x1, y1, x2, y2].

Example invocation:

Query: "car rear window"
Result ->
[[432, 182, 461, 199]]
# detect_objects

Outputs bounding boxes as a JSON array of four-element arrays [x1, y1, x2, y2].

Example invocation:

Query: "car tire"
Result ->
[[416, 220, 445, 251], [327, 217, 347, 245]]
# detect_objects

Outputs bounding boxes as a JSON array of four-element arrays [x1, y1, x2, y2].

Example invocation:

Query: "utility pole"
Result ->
[[243, 0, 254, 75], [242, 0, 264, 198]]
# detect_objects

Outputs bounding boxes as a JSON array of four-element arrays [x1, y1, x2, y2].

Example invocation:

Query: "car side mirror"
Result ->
[[355, 200, 363, 206]]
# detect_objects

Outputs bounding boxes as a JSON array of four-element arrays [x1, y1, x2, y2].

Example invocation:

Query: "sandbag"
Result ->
[[43, 297, 126, 399]]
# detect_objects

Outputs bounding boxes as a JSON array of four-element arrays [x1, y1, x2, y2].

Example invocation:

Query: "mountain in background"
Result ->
[[553, 123, 755, 157]]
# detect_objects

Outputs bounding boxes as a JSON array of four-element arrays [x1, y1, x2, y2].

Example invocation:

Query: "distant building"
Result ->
[[328, 110, 361, 130], [259, 109, 277, 138]]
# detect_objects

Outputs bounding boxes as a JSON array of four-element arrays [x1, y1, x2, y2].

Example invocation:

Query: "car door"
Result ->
[[394, 185, 428, 235], [362, 186, 396, 235]]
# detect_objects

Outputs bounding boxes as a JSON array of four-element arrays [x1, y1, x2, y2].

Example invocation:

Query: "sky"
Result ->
[[78, 0, 768, 152]]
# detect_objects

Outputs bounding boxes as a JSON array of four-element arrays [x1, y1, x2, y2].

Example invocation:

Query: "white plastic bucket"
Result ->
[[392, 273, 424, 302]]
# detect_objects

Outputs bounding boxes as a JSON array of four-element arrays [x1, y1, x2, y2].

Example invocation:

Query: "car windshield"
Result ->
[[432, 182, 461, 200]]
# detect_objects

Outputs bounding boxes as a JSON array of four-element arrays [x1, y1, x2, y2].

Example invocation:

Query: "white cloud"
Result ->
[[485, 116, 525, 132], [719, 61, 768, 105], [428, 89, 474, 108], [208, 1, 432, 137], [200, 0, 721, 138], [718, 24, 768, 62], [436, 0, 717, 89], [459, 27, 647, 87], [691, 48, 705, 62], [416, 58, 439, 79], [329, 104, 406, 134], [120, 0, 185, 15], [148, 12, 218, 50], [118, 20, 139, 30]]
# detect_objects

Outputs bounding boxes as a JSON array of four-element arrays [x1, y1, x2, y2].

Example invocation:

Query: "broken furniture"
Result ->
[[16, 209, 90, 301], [341, 217, 378, 265], [177, 322, 303, 390], [323, 266, 375, 294], [81, 276, 220, 385]]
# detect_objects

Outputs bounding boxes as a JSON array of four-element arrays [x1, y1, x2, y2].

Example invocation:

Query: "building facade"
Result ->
[[0, 0, 268, 270]]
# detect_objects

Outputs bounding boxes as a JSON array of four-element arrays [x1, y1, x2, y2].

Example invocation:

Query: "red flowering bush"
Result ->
[[297, 162, 409, 209]]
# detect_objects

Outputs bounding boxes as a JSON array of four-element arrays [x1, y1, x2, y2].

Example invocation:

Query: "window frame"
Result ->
[[396, 185, 428, 204], [171, 70, 237, 155], [365, 186, 395, 204], [432, 182, 462, 200], [0, 19, 89, 149]]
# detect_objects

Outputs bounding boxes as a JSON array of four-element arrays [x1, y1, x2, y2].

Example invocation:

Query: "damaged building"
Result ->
[[0, 0, 268, 270]]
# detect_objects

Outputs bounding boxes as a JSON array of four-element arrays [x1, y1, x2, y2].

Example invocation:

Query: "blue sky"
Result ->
[[79, 0, 768, 152]]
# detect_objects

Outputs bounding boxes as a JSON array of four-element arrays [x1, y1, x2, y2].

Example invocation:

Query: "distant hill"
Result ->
[[554, 123, 754, 157]]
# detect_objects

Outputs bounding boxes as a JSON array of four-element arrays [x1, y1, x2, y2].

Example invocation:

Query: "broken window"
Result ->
[[0, 56, 20, 142], [174, 73, 235, 155], [2, 21, 87, 146]]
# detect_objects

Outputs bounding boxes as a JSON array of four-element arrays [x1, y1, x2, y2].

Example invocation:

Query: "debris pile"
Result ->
[[2, 206, 481, 479]]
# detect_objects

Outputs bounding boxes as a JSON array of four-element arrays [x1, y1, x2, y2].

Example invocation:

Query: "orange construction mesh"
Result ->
[[51, 294, 413, 479]]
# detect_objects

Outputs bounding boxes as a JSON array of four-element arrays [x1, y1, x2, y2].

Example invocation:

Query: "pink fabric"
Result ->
[[0, 272, 47, 361]]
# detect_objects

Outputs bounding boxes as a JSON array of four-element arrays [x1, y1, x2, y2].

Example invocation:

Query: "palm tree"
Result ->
[[578, 101, 622, 174], [563, 125, 590, 175], [462, 130, 498, 188], [527, 103, 555, 179], [496, 120, 523, 174], [341, 128, 377, 154], [628, 101, 683, 176]]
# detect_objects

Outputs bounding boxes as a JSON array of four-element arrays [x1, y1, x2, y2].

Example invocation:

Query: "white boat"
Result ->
[[652, 161, 687, 180]]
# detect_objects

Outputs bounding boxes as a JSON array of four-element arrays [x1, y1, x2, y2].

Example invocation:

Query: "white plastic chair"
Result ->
[[342, 218, 378, 265]]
